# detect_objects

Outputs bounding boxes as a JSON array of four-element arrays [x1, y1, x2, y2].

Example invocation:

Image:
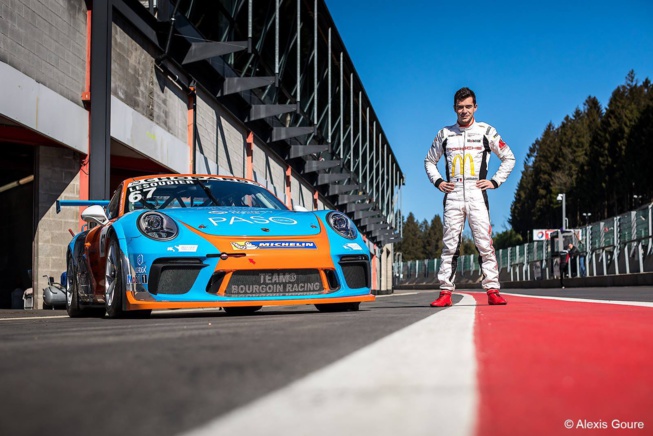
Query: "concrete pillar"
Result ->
[[33, 146, 82, 309]]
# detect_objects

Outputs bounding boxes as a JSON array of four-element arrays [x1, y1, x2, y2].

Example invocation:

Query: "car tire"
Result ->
[[223, 306, 262, 315], [105, 238, 125, 319], [315, 302, 360, 312], [105, 238, 151, 319], [66, 254, 84, 318]]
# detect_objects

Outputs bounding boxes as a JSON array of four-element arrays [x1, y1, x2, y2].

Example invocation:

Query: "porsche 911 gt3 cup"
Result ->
[[57, 174, 374, 318]]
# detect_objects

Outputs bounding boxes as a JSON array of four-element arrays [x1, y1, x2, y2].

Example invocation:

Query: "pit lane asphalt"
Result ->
[[1, 286, 651, 436], [0, 291, 443, 436]]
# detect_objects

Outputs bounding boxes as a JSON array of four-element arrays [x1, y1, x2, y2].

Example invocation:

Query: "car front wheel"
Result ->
[[105, 239, 125, 318], [105, 239, 151, 319]]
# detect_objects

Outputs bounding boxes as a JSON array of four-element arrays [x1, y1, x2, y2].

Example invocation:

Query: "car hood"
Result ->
[[160, 207, 323, 237]]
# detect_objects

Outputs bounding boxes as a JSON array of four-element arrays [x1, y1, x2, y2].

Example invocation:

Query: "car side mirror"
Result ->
[[81, 205, 109, 226]]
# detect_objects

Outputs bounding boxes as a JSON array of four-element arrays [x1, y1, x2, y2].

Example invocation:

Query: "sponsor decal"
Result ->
[[451, 153, 476, 177], [344, 243, 363, 251], [262, 272, 297, 283], [166, 244, 198, 253], [230, 282, 322, 294], [208, 216, 297, 226], [229, 272, 321, 294], [231, 241, 316, 250], [128, 176, 257, 190], [128, 176, 205, 191], [127, 274, 148, 284], [499, 139, 507, 149], [231, 241, 259, 250], [532, 229, 557, 241], [136, 254, 144, 265], [209, 210, 265, 215]]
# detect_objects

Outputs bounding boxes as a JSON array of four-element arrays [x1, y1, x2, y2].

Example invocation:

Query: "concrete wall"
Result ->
[[0, 0, 86, 107], [195, 92, 243, 176], [113, 13, 187, 142]]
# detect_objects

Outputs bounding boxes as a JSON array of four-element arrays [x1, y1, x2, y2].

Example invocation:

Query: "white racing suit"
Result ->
[[424, 121, 515, 291]]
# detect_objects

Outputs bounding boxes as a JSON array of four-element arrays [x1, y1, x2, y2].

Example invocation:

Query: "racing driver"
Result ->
[[424, 87, 515, 307]]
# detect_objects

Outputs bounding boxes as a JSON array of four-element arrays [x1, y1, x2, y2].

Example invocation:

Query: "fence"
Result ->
[[394, 203, 653, 286]]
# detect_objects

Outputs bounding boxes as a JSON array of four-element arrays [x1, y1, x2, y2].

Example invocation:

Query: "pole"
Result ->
[[562, 194, 566, 229]]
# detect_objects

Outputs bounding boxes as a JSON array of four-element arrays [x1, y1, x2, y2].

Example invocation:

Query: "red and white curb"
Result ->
[[182, 292, 653, 436]]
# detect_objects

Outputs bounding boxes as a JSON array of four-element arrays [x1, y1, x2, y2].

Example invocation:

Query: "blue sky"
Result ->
[[324, 0, 653, 233]]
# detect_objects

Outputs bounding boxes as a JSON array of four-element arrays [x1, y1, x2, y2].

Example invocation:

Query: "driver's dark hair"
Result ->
[[454, 87, 476, 106]]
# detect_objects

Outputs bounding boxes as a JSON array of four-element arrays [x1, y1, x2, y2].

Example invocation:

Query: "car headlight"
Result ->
[[138, 212, 178, 240], [326, 211, 357, 239]]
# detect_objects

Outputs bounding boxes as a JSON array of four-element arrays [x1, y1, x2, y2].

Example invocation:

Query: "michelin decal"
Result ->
[[231, 241, 316, 250]]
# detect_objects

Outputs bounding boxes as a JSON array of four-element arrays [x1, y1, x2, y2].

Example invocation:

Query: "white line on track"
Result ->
[[376, 291, 421, 297], [0, 315, 69, 321], [181, 293, 478, 436], [500, 292, 653, 308]]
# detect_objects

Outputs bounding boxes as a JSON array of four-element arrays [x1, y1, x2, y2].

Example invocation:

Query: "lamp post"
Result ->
[[557, 193, 566, 229]]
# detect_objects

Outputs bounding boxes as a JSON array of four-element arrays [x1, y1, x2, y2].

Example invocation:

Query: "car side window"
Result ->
[[107, 184, 122, 219]]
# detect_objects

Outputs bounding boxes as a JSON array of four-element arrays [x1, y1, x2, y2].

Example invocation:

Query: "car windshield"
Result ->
[[125, 176, 288, 212]]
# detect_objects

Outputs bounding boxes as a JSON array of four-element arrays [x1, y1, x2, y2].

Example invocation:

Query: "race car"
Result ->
[[57, 174, 374, 318]]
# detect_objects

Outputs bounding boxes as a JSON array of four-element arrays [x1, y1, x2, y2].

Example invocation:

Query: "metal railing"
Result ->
[[394, 203, 653, 285]]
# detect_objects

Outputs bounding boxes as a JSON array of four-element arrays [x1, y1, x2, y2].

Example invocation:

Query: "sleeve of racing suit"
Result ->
[[486, 126, 515, 188], [424, 130, 445, 188]]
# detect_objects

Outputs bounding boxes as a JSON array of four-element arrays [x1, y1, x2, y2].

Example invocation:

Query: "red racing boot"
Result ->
[[430, 290, 452, 307], [487, 289, 507, 305]]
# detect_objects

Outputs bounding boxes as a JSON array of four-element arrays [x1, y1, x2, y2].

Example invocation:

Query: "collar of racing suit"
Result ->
[[456, 119, 475, 130]]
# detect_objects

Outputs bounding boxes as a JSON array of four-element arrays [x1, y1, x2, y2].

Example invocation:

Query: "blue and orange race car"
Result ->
[[57, 174, 374, 318]]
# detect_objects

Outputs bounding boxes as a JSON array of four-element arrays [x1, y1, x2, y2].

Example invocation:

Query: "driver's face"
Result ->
[[454, 96, 477, 127]]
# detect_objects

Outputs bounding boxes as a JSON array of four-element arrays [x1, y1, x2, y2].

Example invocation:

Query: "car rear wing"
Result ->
[[56, 199, 110, 214]]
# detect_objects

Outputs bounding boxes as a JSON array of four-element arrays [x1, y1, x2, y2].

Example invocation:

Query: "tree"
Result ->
[[506, 72, 650, 245], [493, 229, 523, 250], [572, 96, 603, 225], [624, 78, 653, 207], [589, 71, 650, 217], [423, 215, 443, 258], [396, 213, 424, 260]]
